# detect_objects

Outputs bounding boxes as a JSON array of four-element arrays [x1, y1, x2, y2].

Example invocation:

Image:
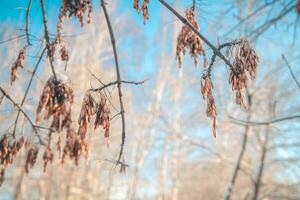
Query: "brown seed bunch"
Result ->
[[25, 146, 39, 173], [296, 0, 300, 15], [0, 135, 25, 185], [176, 8, 207, 68], [201, 73, 217, 137], [94, 93, 110, 139], [62, 128, 88, 165], [57, 0, 92, 41], [78, 92, 96, 140], [11, 47, 26, 84], [43, 133, 54, 172], [0, 167, 5, 186], [133, 0, 150, 23], [228, 39, 259, 108], [36, 76, 74, 132]]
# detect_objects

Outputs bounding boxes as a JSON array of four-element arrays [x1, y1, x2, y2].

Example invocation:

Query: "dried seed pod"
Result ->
[[43, 146, 53, 172], [36, 76, 74, 132], [11, 47, 26, 84], [77, 92, 96, 140], [57, 0, 93, 42], [227, 39, 259, 108], [296, 0, 300, 15], [133, 0, 150, 23], [94, 93, 110, 139], [25, 146, 39, 173], [176, 8, 207, 68], [0, 167, 5, 186], [201, 73, 217, 137], [133, 0, 140, 13]]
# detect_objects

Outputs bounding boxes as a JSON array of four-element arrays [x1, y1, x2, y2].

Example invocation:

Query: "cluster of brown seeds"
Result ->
[[42, 133, 54, 172], [296, 0, 300, 15], [57, 0, 93, 41], [94, 94, 111, 139], [201, 74, 217, 137], [133, 0, 150, 23], [78, 92, 111, 140], [10, 47, 26, 84], [62, 128, 87, 165], [0, 135, 25, 185], [36, 76, 74, 132], [25, 146, 39, 173], [227, 39, 259, 108], [176, 8, 207, 68]]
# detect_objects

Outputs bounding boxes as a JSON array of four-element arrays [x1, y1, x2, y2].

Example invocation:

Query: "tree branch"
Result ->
[[224, 93, 252, 200], [229, 114, 300, 126], [100, 0, 126, 165], [0, 87, 44, 145], [40, 0, 57, 80]]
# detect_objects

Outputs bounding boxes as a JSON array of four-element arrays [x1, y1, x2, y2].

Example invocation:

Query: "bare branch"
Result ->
[[40, 0, 57, 80], [100, 0, 126, 165], [224, 93, 252, 200], [229, 114, 300, 126], [282, 54, 300, 90]]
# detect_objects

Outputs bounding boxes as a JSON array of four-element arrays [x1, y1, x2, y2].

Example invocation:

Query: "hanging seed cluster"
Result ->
[[176, 8, 207, 68], [36, 76, 74, 132], [227, 39, 259, 108], [50, 38, 69, 62], [42, 133, 54, 172], [133, 0, 150, 23], [25, 146, 39, 173], [94, 94, 110, 139], [78, 92, 110, 140], [57, 0, 92, 40], [0, 135, 25, 185], [10, 47, 26, 84], [201, 74, 217, 137]]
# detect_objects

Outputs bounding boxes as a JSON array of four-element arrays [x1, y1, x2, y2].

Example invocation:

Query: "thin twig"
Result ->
[[229, 114, 300, 126], [90, 80, 146, 92], [12, 47, 47, 138], [100, 0, 126, 165], [25, 0, 32, 46], [282, 54, 300, 90], [0, 87, 44, 145], [40, 0, 57, 80]]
